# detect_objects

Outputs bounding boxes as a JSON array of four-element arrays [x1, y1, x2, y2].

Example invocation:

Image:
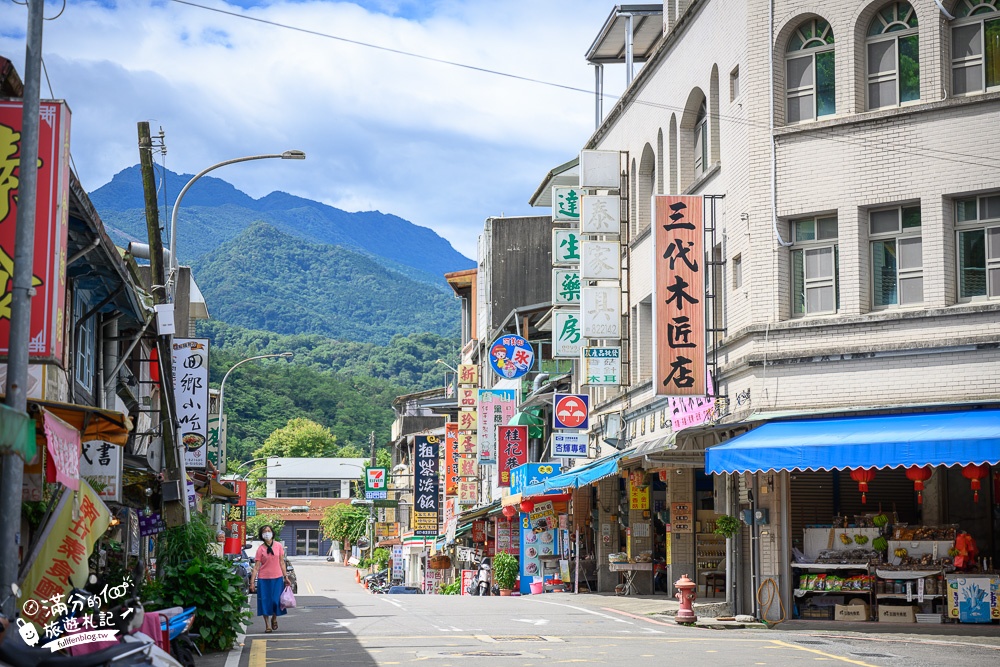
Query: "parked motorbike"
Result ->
[[466, 558, 492, 596], [155, 608, 198, 667]]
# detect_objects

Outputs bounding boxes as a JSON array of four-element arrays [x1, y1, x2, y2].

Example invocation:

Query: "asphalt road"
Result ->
[[225, 559, 1000, 667]]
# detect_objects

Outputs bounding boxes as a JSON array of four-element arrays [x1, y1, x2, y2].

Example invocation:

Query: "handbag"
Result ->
[[279, 584, 296, 609]]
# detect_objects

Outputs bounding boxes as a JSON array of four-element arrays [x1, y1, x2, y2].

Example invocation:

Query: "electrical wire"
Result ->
[[756, 577, 786, 625], [168, 0, 1000, 172]]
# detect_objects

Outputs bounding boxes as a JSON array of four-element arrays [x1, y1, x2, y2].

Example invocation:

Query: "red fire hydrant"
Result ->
[[674, 574, 697, 624]]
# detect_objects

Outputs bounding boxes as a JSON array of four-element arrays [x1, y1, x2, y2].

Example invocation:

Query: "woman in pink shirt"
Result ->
[[249, 524, 291, 633]]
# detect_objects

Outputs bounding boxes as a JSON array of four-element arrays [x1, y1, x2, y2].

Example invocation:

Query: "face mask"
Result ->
[[262, 532, 273, 541]]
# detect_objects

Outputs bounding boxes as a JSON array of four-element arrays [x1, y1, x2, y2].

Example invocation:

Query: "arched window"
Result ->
[[785, 18, 836, 122], [951, 0, 1000, 95], [694, 100, 708, 175], [867, 2, 919, 108]]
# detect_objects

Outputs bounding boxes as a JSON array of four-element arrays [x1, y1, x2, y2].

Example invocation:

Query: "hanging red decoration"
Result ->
[[519, 499, 535, 514], [905, 466, 933, 505], [502, 504, 517, 519], [962, 463, 990, 502], [849, 468, 877, 504]]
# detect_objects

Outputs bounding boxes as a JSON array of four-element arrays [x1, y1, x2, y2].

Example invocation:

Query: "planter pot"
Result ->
[[499, 589, 513, 596]]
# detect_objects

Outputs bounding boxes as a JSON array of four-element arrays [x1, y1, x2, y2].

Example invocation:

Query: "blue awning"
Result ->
[[706, 409, 1000, 475], [522, 450, 626, 497]]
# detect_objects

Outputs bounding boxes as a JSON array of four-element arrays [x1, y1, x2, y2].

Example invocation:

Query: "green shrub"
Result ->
[[493, 552, 519, 591], [157, 556, 251, 651], [440, 580, 461, 595], [371, 547, 390, 571]]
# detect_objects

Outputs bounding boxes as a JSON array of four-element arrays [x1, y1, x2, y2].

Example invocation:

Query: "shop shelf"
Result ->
[[876, 593, 942, 599]]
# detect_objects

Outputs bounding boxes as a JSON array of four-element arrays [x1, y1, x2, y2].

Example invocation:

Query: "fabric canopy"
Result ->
[[705, 409, 1000, 475], [27, 399, 132, 445], [521, 450, 626, 497]]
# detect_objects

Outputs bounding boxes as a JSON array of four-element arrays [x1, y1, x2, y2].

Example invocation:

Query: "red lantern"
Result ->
[[519, 499, 535, 514], [502, 505, 517, 519], [962, 463, 990, 503], [849, 468, 877, 504], [905, 466, 933, 505]]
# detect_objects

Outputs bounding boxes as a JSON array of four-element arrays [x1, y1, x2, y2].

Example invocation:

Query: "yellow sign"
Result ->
[[629, 484, 650, 511], [413, 511, 438, 532], [19, 480, 111, 625], [376, 522, 399, 539]]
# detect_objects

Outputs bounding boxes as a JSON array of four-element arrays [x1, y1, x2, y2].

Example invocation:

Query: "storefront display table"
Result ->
[[792, 562, 873, 619], [609, 562, 652, 596]]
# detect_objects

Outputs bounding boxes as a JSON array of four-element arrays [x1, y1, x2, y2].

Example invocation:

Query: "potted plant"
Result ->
[[493, 551, 519, 596], [714, 514, 741, 540]]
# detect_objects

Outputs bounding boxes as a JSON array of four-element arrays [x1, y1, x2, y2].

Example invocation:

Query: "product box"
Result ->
[[834, 601, 870, 621], [878, 605, 917, 623]]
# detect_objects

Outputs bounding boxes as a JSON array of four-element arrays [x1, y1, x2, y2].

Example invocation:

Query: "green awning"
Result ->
[[508, 408, 545, 439], [0, 402, 36, 461]]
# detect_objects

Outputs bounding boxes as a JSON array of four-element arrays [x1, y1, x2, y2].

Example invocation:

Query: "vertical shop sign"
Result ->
[[445, 422, 459, 496], [172, 338, 210, 468], [80, 440, 123, 503], [497, 425, 527, 487], [458, 364, 479, 386], [581, 286, 621, 339], [552, 186, 583, 222], [458, 410, 478, 432], [653, 195, 706, 396], [477, 388, 517, 466], [580, 149, 621, 188], [580, 241, 621, 281], [553, 229, 582, 265], [457, 480, 478, 505], [552, 268, 581, 305], [552, 308, 583, 358], [458, 387, 477, 409], [43, 410, 80, 490], [582, 346, 621, 385], [581, 195, 621, 236], [413, 435, 440, 536], [0, 101, 71, 362]]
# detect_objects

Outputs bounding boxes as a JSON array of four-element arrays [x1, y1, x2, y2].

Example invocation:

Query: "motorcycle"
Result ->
[[155, 608, 198, 667], [466, 557, 492, 596]]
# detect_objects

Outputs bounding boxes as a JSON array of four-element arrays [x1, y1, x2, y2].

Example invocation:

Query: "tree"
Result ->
[[247, 418, 339, 494], [246, 514, 285, 541], [320, 504, 368, 544]]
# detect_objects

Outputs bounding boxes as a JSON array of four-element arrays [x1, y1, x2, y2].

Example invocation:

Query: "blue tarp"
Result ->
[[705, 409, 1000, 475], [521, 450, 627, 497]]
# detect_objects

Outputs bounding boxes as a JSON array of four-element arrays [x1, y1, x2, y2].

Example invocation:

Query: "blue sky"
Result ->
[[0, 0, 630, 259]]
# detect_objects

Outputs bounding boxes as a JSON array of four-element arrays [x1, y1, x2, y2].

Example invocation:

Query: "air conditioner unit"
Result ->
[[603, 413, 624, 449]]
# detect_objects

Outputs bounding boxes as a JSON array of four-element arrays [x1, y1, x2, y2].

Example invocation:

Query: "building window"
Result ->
[[694, 100, 708, 175], [785, 18, 836, 122], [956, 193, 1000, 300], [730, 65, 741, 101], [733, 254, 743, 289], [870, 206, 923, 308], [74, 291, 95, 392], [952, 0, 1000, 95], [867, 2, 919, 109], [791, 216, 839, 316]]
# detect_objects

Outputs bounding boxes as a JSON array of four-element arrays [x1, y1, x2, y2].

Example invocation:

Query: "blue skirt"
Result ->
[[256, 577, 288, 617]]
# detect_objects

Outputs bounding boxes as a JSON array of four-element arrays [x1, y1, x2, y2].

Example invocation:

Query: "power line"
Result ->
[[170, 0, 1000, 171]]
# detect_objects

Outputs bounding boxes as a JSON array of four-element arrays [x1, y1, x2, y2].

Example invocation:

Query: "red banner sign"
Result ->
[[653, 195, 706, 396], [497, 425, 527, 487], [43, 409, 80, 490], [445, 422, 459, 495], [0, 101, 71, 362], [471, 520, 487, 543]]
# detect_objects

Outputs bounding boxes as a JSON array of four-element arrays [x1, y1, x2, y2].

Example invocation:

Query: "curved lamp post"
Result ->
[[217, 353, 294, 448], [168, 150, 306, 296]]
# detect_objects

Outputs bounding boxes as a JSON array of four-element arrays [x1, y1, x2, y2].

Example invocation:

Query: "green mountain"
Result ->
[[191, 222, 460, 345], [91, 165, 474, 289]]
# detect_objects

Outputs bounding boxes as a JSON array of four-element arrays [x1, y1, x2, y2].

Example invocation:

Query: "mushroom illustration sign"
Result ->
[[488, 334, 535, 379], [553, 394, 590, 430]]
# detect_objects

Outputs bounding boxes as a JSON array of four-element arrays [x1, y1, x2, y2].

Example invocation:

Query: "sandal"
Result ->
[[271, 615, 278, 631]]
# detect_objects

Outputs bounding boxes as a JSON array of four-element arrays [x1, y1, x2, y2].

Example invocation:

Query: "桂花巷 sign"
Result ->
[[488, 335, 534, 379], [80, 440, 123, 503], [553, 394, 589, 430], [552, 268, 580, 305], [0, 101, 71, 363], [552, 432, 588, 458], [581, 286, 621, 339], [477, 388, 517, 465], [582, 346, 621, 386], [497, 425, 527, 487], [552, 308, 582, 358], [172, 339, 210, 469], [552, 186, 583, 222], [553, 228, 581, 265], [413, 435, 440, 535], [581, 195, 621, 235], [653, 195, 706, 396]]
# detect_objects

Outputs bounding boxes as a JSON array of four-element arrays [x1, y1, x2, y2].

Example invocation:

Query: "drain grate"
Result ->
[[440, 651, 526, 658], [851, 654, 895, 659], [490, 636, 547, 642], [795, 640, 829, 645]]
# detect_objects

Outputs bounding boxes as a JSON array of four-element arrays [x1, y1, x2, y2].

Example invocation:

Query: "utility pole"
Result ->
[[137, 121, 185, 526], [369, 430, 377, 467], [0, 0, 44, 616]]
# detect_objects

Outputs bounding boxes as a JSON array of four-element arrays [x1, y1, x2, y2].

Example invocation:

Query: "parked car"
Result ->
[[387, 586, 422, 594]]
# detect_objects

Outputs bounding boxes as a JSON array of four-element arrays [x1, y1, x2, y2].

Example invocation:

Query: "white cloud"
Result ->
[[0, 0, 630, 258]]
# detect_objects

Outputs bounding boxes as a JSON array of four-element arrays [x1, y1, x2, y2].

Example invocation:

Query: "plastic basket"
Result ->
[[529, 581, 545, 594]]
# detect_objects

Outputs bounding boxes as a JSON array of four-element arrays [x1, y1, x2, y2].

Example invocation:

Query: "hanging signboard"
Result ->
[[510, 463, 562, 495], [630, 483, 651, 511], [172, 338, 210, 469], [497, 425, 528, 487], [552, 432, 588, 458], [488, 334, 534, 379], [581, 286, 621, 339], [552, 308, 583, 358], [552, 268, 581, 305], [43, 410, 80, 490], [457, 480, 478, 505], [582, 346, 621, 386], [458, 364, 479, 385], [477, 388, 517, 465], [669, 373, 716, 430], [365, 467, 388, 500], [581, 241, 621, 281], [413, 435, 440, 536], [580, 149, 621, 189], [496, 520, 519, 555], [80, 440, 123, 503], [458, 409, 478, 431], [0, 101, 71, 363], [457, 430, 477, 454], [552, 228, 581, 265], [445, 422, 459, 496], [139, 512, 167, 537], [581, 194, 621, 236], [553, 393, 589, 430], [458, 387, 478, 409], [653, 195, 706, 396], [552, 186, 584, 222]]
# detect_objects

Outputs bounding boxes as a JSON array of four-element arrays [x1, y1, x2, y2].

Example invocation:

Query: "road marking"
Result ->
[[769, 640, 878, 667], [513, 619, 550, 626], [383, 598, 405, 609], [248, 639, 267, 667], [306, 581, 316, 594], [528, 599, 632, 624], [224, 632, 246, 667], [599, 607, 676, 627]]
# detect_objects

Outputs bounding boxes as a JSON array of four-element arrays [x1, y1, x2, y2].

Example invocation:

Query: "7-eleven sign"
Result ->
[[366, 467, 387, 492]]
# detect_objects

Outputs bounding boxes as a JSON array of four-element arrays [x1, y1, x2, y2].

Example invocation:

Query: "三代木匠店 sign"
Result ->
[[172, 339, 210, 469]]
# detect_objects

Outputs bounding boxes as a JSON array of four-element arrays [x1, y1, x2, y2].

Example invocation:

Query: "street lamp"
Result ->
[[217, 353, 294, 455], [435, 359, 458, 373], [168, 150, 306, 296]]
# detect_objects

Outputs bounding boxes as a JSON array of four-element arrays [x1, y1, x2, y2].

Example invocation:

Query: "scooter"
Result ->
[[155, 609, 198, 667], [466, 557, 492, 596]]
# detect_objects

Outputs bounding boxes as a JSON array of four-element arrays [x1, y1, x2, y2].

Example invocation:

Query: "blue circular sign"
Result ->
[[489, 335, 535, 379]]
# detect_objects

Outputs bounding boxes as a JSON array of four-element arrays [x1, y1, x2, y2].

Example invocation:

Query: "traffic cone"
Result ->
[[355, 569, 361, 584]]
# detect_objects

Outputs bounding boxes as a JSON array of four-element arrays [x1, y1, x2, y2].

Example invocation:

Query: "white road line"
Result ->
[[513, 619, 550, 626], [527, 599, 633, 624], [382, 598, 405, 609], [224, 632, 246, 667]]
